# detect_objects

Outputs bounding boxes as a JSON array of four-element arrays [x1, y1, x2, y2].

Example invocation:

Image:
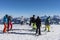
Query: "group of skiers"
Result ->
[[30, 15, 50, 35], [2, 14, 50, 36], [3, 14, 12, 33]]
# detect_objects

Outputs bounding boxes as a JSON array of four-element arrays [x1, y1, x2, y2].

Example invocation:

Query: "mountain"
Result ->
[[0, 15, 60, 24]]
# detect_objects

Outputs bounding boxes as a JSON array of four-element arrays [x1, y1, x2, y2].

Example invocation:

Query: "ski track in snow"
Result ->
[[0, 24, 60, 40]]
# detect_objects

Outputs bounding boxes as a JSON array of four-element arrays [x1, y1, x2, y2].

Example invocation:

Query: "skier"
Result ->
[[35, 16, 41, 35], [20, 16, 24, 25], [30, 15, 36, 29], [44, 16, 50, 32], [7, 16, 12, 31], [3, 14, 8, 33]]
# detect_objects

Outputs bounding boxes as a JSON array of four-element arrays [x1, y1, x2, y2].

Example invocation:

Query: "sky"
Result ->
[[0, 0, 60, 18]]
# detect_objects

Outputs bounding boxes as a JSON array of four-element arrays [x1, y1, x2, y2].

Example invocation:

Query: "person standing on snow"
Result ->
[[44, 16, 50, 32], [3, 14, 8, 33], [35, 16, 41, 35], [30, 15, 36, 29], [7, 16, 13, 31], [20, 16, 24, 25]]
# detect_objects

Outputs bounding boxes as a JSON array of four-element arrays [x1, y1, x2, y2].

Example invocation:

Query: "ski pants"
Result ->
[[8, 22, 12, 31], [3, 23, 8, 33], [32, 23, 37, 29], [36, 25, 41, 35], [45, 25, 50, 31]]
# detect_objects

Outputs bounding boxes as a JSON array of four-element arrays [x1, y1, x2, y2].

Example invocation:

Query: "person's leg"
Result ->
[[48, 25, 50, 32], [38, 26, 41, 35], [7, 22, 10, 31], [10, 22, 12, 30], [33, 23, 36, 29], [36, 27, 38, 34], [33, 23, 34, 27], [32, 23, 35, 29], [6, 24, 8, 31], [44, 25, 47, 31], [7, 22, 9, 31], [39, 29, 41, 35], [3, 23, 7, 33]]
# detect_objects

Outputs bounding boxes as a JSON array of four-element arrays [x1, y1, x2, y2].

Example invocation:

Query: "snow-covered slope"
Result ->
[[0, 24, 60, 40]]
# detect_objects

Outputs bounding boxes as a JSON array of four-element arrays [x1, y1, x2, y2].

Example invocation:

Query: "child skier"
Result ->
[[35, 16, 41, 35], [45, 16, 50, 32]]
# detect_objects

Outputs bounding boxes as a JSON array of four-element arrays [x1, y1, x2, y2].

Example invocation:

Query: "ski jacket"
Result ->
[[3, 16, 8, 24], [45, 17, 50, 25], [30, 17, 36, 23], [35, 18, 41, 26]]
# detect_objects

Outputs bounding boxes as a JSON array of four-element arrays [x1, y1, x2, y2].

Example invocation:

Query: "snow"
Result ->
[[0, 24, 60, 40]]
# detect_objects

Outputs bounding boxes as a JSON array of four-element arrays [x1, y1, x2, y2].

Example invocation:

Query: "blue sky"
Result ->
[[0, 0, 60, 17]]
